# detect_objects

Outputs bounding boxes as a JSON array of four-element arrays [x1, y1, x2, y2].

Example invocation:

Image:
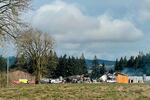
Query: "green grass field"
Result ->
[[0, 83, 150, 100]]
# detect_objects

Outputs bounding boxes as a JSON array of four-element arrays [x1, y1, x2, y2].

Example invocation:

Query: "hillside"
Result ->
[[8, 57, 115, 67], [86, 59, 115, 69]]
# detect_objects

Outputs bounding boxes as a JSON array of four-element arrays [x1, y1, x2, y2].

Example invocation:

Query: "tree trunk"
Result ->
[[35, 67, 41, 84]]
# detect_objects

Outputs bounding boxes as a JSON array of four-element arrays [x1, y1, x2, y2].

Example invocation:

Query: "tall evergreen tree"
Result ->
[[55, 54, 67, 77], [118, 57, 124, 71], [80, 53, 88, 75], [134, 57, 139, 69], [91, 55, 100, 79], [115, 59, 119, 71], [45, 50, 58, 78], [127, 56, 134, 68], [123, 57, 128, 68], [67, 56, 73, 76], [0, 56, 6, 72], [100, 63, 106, 75]]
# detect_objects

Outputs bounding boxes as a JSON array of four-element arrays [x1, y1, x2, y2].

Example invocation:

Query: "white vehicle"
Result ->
[[50, 79, 62, 83], [100, 74, 107, 82], [107, 80, 116, 83]]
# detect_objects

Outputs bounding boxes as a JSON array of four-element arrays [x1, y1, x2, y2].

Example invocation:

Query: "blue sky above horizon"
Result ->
[[2, 0, 150, 60]]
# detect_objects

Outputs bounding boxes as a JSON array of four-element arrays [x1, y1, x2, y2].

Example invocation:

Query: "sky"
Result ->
[[4, 0, 150, 60]]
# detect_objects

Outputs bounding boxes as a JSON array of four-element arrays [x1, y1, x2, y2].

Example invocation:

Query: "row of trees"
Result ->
[[10, 52, 88, 78], [91, 56, 106, 79], [115, 52, 150, 75], [10, 54, 107, 79], [54, 54, 88, 78], [0, 53, 108, 82]]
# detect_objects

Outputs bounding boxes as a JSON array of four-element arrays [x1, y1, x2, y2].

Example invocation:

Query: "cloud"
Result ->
[[32, 0, 143, 44], [143, 0, 150, 5], [32, 1, 98, 34], [139, 10, 150, 21], [138, 0, 150, 21], [31, 0, 145, 59]]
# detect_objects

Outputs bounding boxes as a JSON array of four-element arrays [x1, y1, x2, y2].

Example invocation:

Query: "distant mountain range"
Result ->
[[85, 59, 115, 70], [8, 56, 16, 66], [8, 57, 115, 67], [86, 59, 115, 66]]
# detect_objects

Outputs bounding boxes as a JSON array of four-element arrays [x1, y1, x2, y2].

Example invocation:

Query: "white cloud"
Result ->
[[139, 10, 150, 21], [31, 0, 144, 59], [32, 1, 98, 34], [32, 0, 143, 44], [88, 15, 143, 42], [143, 0, 150, 5], [138, 0, 150, 21]]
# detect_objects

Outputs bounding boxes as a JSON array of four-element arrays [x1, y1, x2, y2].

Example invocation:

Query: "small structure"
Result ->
[[115, 72, 128, 83], [128, 76, 143, 83], [144, 76, 150, 83], [9, 70, 35, 84], [128, 74, 150, 83]]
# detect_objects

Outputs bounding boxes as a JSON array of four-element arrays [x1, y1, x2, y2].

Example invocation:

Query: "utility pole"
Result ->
[[7, 56, 9, 87]]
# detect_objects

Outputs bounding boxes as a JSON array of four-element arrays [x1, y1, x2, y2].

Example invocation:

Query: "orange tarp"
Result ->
[[116, 74, 128, 83]]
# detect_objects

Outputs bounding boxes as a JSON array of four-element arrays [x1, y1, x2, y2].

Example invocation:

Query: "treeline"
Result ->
[[115, 52, 150, 75], [0, 56, 7, 87], [0, 52, 108, 79], [91, 56, 106, 79], [0, 56, 6, 72], [53, 53, 88, 78], [10, 51, 88, 78]]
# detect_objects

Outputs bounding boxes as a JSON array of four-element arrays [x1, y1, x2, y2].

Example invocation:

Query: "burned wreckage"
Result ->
[[40, 72, 150, 84], [100, 72, 150, 83], [40, 75, 91, 84]]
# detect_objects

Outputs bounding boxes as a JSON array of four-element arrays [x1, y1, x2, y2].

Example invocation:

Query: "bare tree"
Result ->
[[16, 29, 54, 84], [0, 0, 31, 39]]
